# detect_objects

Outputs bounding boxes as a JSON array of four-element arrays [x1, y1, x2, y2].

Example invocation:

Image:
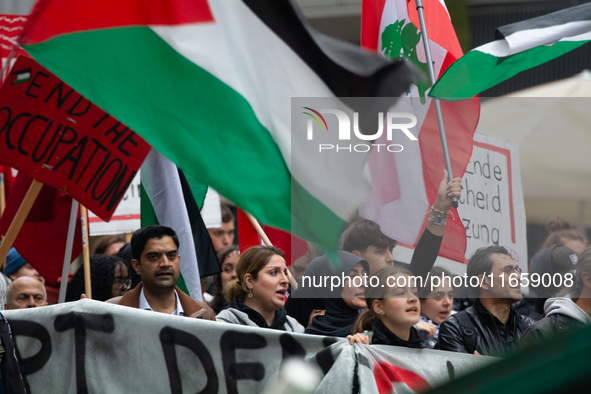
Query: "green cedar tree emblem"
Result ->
[[381, 20, 432, 104]]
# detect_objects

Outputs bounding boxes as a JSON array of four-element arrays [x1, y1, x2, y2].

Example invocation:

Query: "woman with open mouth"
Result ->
[[418, 266, 455, 348], [216, 245, 304, 332], [351, 266, 424, 348]]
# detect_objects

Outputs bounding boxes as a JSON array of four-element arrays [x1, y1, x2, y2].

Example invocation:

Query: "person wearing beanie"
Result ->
[[528, 245, 578, 320], [521, 246, 591, 347], [5, 248, 45, 285]]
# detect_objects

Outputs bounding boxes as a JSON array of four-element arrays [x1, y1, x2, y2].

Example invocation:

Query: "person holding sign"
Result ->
[[217, 245, 304, 332], [117, 225, 214, 319]]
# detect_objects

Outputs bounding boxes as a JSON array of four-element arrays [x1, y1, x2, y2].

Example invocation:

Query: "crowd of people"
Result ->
[[0, 171, 590, 388]]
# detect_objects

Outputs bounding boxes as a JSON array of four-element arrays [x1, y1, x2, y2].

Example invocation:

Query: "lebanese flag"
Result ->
[[19, 0, 416, 254], [360, 0, 479, 262], [0, 172, 83, 284]]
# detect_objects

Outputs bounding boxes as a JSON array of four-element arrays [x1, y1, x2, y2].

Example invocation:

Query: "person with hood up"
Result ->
[[217, 245, 303, 332], [303, 252, 370, 338], [521, 246, 591, 347]]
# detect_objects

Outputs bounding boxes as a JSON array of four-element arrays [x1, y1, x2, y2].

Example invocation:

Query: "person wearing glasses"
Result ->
[[437, 246, 534, 356], [66, 255, 131, 301]]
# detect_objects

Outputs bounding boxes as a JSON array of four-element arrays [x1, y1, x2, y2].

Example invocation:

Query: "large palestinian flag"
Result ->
[[430, 2, 591, 99], [19, 0, 417, 251]]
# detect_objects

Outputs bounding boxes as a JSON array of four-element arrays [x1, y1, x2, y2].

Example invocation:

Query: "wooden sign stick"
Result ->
[[244, 211, 298, 290], [80, 205, 92, 299], [0, 179, 43, 268]]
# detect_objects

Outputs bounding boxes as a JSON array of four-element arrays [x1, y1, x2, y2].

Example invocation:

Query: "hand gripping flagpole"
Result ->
[[415, 0, 458, 208]]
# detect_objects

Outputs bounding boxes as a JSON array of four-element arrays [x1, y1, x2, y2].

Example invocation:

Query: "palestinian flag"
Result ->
[[360, 0, 479, 262], [19, 0, 417, 252], [430, 2, 591, 100], [140, 149, 220, 301]]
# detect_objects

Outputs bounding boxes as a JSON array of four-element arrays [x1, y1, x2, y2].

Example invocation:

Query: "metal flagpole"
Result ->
[[415, 0, 459, 208], [58, 200, 79, 303]]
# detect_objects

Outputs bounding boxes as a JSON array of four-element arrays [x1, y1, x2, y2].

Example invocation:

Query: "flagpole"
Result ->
[[415, 0, 458, 208], [0, 179, 43, 268], [58, 200, 79, 303], [80, 205, 92, 299], [244, 212, 298, 290], [0, 173, 5, 218]]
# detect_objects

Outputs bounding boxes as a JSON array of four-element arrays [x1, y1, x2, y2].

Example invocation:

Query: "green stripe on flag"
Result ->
[[430, 40, 589, 100], [25, 26, 344, 250]]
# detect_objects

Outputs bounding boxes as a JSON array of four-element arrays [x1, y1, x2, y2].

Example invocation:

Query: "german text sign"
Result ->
[[0, 56, 151, 221]]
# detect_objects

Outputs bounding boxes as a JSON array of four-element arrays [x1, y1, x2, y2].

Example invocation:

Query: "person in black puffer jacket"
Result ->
[[437, 246, 534, 356], [520, 247, 591, 347]]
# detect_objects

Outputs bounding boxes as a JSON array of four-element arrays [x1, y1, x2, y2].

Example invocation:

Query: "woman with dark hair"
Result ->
[[216, 245, 303, 332], [66, 255, 130, 301], [352, 266, 424, 348], [304, 252, 370, 338], [210, 245, 240, 314]]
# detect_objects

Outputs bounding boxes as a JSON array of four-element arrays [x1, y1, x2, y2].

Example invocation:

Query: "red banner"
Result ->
[[0, 56, 151, 221]]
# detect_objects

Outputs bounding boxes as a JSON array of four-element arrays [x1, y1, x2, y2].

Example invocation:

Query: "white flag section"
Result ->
[[3, 301, 493, 393], [202, 187, 222, 229], [141, 149, 203, 301], [88, 172, 141, 235], [395, 132, 527, 275]]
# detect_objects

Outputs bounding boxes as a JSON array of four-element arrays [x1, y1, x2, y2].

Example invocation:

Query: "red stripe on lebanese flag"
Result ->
[[361, 0, 387, 51], [417, 98, 480, 261], [406, 0, 463, 60], [20, 0, 214, 45]]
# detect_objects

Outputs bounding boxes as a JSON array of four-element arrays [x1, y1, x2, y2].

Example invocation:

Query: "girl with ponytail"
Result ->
[[351, 266, 424, 348]]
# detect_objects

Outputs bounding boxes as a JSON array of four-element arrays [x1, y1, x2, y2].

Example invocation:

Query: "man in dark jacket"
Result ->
[[438, 246, 534, 356]]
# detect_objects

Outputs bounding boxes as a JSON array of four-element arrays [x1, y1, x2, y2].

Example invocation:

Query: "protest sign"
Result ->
[[0, 56, 151, 221], [3, 300, 492, 393], [395, 132, 527, 275], [457, 132, 527, 268], [88, 172, 140, 235]]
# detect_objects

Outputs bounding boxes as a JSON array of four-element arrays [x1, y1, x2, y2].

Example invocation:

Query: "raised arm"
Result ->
[[408, 170, 462, 281]]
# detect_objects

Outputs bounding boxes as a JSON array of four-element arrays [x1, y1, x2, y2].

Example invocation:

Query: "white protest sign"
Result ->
[[88, 172, 141, 235], [458, 132, 527, 269], [3, 300, 491, 393], [395, 132, 527, 275]]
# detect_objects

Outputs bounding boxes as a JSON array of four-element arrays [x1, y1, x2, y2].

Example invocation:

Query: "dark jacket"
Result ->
[[0, 313, 26, 394], [520, 297, 590, 348], [437, 299, 534, 356], [371, 319, 424, 349]]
